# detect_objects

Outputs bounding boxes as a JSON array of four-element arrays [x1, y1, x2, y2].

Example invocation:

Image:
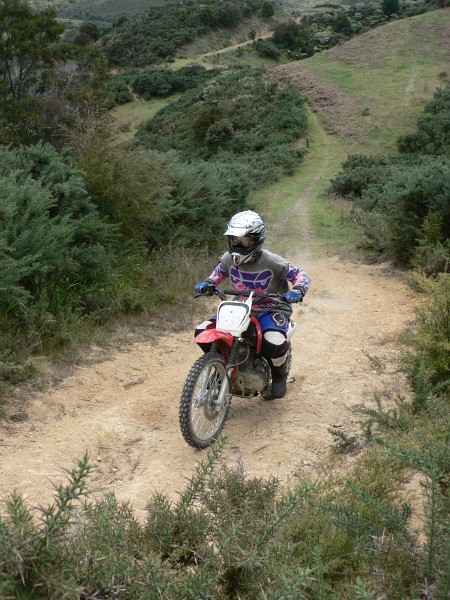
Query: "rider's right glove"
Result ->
[[195, 281, 213, 295], [284, 288, 304, 303]]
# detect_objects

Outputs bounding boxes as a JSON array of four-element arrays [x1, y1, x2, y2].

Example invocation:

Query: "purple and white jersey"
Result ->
[[207, 250, 310, 296]]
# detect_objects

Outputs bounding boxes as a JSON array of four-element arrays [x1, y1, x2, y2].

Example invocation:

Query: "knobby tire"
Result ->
[[179, 353, 230, 449]]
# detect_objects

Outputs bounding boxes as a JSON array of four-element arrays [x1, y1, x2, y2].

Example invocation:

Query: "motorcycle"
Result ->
[[179, 284, 297, 449]]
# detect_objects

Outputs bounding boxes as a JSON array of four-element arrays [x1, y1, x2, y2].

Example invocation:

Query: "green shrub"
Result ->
[[370, 158, 449, 265], [0, 455, 92, 598], [330, 153, 404, 198], [272, 20, 302, 50], [137, 67, 307, 188], [110, 80, 133, 104], [397, 84, 450, 156], [330, 150, 449, 267], [255, 38, 281, 60], [402, 273, 450, 388], [412, 213, 450, 276], [0, 143, 115, 317], [69, 116, 172, 243], [0, 440, 315, 598], [132, 68, 175, 98]]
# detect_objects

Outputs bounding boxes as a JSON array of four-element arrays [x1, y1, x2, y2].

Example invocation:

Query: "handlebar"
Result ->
[[195, 284, 293, 315]]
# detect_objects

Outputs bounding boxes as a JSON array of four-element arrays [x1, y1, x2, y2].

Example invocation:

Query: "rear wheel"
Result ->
[[179, 353, 230, 449], [261, 343, 292, 401]]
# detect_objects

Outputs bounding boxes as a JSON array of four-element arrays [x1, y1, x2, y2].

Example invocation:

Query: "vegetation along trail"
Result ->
[[0, 107, 414, 517]]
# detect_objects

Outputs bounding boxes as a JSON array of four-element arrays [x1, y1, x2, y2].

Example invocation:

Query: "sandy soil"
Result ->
[[0, 250, 413, 518]]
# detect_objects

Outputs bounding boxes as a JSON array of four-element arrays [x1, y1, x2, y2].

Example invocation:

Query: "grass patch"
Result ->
[[206, 43, 292, 70], [110, 96, 181, 141], [250, 108, 363, 257], [163, 56, 216, 70]]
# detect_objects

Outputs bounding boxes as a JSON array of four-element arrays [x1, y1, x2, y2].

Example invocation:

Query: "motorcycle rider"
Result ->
[[195, 210, 310, 399]]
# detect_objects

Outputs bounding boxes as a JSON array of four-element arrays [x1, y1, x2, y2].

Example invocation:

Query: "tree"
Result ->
[[255, 39, 281, 59], [199, 5, 216, 26], [333, 12, 353, 36], [260, 1, 275, 19], [0, 0, 69, 144], [297, 22, 315, 56], [272, 20, 301, 50], [79, 21, 100, 41], [381, 0, 400, 16], [216, 2, 242, 28], [0, 0, 65, 103]]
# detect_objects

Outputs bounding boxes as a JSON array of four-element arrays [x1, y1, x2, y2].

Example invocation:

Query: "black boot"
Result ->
[[271, 364, 288, 399]]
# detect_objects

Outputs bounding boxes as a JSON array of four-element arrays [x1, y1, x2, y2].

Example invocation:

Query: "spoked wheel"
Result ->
[[179, 353, 230, 449]]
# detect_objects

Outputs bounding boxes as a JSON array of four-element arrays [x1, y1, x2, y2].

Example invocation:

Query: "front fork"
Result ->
[[216, 338, 241, 408]]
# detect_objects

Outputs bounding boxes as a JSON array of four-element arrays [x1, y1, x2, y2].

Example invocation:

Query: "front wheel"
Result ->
[[179, 353, 230, 449]]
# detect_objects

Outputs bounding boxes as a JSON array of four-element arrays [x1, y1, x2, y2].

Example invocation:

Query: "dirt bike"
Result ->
[[179, 284, 296, 449]]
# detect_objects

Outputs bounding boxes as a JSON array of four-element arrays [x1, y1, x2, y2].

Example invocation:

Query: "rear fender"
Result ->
[[195, 329, 235, 361]]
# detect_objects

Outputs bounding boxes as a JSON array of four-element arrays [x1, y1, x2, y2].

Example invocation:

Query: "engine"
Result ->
[[232, 347, 270, 396]]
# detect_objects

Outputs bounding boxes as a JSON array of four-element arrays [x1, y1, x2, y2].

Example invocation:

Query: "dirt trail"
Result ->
[[0, 120, 413, 518]]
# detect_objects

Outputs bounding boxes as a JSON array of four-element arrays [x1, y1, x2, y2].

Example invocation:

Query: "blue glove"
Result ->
[[284, 288, 304, 303], [195, 281, 212, 294]]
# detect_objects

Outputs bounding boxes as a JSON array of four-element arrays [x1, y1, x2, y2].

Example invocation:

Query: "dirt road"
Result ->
[[0, 113, 413, 517], [0, 257, 412, 516]]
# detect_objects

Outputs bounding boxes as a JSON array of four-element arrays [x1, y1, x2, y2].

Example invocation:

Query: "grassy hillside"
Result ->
[[270, 8, 450, 154], [40, 0, 165, 20]]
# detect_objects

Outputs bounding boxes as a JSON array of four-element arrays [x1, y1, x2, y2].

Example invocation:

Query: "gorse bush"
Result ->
[[397, 84, 450, 157], [109, 64, 224, 104], [2, 431, 444, 598], [144, 153, 238, 249], [364, 157, 450, 265], [69, 114, 172, 243], [137, 66, 307, 189], [0, 454, 92, 598], [330, 85, 450, 270], [401, 273, 450, 388], [0, 440, 315, 598], [67, 112, 246, 251], [0, 143, 116, 317], [0, 138, 214, 390], [412, 213, 450, 276], [350, 269, 450, 598], [254, 38, 281, 60], [102, 0, 263, 67]]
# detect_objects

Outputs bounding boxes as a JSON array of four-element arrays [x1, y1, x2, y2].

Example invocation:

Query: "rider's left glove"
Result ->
[[284, 287, 304, 303]]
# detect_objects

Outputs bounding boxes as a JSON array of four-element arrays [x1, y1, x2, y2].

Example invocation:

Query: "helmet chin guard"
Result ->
[[224, 211, 265, 266], [230, 251, 258, 266]]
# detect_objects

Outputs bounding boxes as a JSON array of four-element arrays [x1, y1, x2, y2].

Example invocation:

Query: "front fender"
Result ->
[[195, 330, 235, 360]]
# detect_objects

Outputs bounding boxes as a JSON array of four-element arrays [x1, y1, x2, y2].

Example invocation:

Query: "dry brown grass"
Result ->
[[269, 65, 361, 138]]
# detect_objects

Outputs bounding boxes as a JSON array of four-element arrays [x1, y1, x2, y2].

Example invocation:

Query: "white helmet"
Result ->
[[224, 210, 266, 266]]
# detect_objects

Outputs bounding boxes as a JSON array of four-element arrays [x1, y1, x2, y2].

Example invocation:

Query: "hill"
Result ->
[[101, 0, 265, 67], [269, 8, 450, 153], [29, 0, 165, 20]]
